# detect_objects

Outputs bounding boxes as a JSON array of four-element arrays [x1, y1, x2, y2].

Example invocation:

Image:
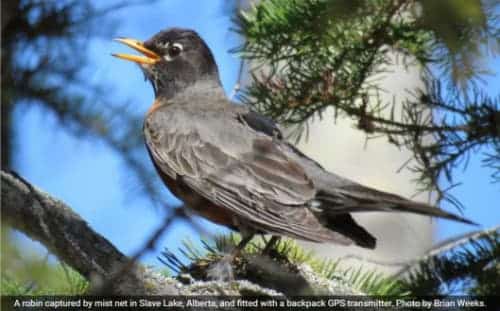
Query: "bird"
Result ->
[[112, 27, 475, 253]]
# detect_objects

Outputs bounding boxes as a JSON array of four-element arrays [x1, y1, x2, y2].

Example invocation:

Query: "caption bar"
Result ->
[[1, 296, 493, 310]]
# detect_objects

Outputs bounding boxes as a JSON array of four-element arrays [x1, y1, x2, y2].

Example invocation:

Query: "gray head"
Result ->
[[113, 28, 221, 99]]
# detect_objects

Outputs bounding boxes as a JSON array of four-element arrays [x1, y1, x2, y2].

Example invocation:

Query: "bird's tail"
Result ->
[[316, 184, 477, 226], [319, 213, 377, 249]]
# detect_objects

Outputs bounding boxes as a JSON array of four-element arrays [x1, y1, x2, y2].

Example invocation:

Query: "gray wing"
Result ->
[[144, 105, 353, 244]]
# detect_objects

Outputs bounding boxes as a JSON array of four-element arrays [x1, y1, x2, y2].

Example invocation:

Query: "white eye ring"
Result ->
[[164, 42, 183, 61], [172, 42, 183, 51]]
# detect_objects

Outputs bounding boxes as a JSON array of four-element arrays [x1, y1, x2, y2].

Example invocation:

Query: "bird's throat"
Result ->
[[154, 76, 224, 104]]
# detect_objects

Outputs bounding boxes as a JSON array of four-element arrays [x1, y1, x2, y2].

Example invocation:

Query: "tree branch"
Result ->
[[1, 170, 178, 294]]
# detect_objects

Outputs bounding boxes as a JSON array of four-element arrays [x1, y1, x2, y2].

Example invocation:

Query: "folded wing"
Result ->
[[144, 105, 354, 244]]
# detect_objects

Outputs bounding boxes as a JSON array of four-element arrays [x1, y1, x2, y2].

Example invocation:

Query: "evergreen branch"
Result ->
[[398, 226, 500, 295]]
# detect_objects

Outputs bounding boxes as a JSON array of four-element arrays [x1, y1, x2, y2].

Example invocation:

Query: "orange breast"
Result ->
[[151, 158, 236, 228], [147, 99, 164, 115]]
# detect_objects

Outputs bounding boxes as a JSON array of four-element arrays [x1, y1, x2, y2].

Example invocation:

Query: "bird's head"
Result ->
[[113, 28, 221, 99]]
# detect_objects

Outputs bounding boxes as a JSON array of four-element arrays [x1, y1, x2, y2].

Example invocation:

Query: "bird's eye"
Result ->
[[167, 43, 183, 58]]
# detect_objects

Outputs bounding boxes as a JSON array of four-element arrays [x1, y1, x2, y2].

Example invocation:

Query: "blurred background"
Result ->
[[2, 0, 499, 293]]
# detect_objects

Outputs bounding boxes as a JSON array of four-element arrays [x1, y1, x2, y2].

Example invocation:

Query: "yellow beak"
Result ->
[[112, 38, 160, 65]]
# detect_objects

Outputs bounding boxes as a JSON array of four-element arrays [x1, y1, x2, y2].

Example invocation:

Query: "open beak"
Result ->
[[112, 38, 160, 65]]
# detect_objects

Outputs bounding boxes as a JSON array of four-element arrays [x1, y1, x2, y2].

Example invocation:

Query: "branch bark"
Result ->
[[1, 170, 177, 294]]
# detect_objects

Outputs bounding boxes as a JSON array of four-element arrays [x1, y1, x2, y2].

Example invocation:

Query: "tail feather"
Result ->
[[322, 213, 377, 249], [317, 185, 477, 226]]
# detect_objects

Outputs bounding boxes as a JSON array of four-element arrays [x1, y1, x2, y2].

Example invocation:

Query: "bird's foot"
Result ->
[[207, 254, 235, 282], [206, 234, 253, 282]]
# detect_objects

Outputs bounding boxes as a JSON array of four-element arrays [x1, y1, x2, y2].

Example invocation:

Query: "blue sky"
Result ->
[[12, 0, 499, 268]]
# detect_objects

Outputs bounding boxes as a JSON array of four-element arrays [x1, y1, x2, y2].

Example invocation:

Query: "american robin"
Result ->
[[113, 28, 475, 252]]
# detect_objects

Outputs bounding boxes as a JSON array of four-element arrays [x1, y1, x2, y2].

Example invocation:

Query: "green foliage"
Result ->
[[1, 227, 88, 295], [233, 0, 499, 207], [1, 266, 88, 295], [235, 0, 407, 125], [340, 267, 407, 296]]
